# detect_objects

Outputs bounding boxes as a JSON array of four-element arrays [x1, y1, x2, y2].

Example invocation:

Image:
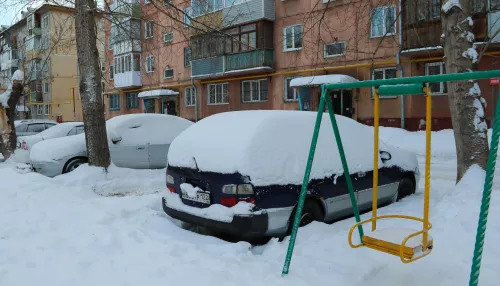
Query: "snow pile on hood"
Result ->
[[168, 111, 417, 187], [53, 163, 165, 196], [106, 113, 193, 145], [30, 133, 86, 162]]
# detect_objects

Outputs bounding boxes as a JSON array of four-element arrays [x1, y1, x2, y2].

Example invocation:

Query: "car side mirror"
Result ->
[[111, 136, 122, 144], [380, 151, 392, 163]]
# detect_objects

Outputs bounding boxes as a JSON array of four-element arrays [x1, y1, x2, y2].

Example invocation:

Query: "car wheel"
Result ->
[[286, 199, 323, 235], [394, 177, 415, 202], [63, 157, 87, 174]]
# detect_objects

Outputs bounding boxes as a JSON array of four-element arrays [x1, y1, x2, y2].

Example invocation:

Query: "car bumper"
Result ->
[[31, 160, 64, 177], [162, 197, 269, 239]]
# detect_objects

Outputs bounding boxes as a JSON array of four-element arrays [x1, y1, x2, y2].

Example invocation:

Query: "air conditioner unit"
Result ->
[[488, 11, 500, 43]]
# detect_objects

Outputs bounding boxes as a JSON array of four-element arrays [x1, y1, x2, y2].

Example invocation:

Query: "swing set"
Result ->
[[282, 70, 500, 286]]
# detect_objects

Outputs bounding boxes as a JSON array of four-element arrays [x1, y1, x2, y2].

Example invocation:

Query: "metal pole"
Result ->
[[372, 89, 380, 231], [422, 87, 432, 250]]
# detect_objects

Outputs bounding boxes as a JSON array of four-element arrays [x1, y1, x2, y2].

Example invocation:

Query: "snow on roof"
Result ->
[[289, 74, 358, 87], [167, 110, 417, 187], [106, 114, 193, 145], [138, 89, 179, 98]]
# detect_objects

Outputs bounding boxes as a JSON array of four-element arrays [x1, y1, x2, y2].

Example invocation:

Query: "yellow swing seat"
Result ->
[[348, 215, 433, 263]]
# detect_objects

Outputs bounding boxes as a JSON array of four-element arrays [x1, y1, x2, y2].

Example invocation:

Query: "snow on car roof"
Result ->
[[38, 122, 83, 140], [167, 110, 417, 187], [106, 114, 193, 145]]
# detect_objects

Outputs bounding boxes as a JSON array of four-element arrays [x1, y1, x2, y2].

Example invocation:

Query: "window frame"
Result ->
[[42, 82, 50, 94], [109, 94, 120, 111], [145, 55, 155, 73], [184, 47, 191, 67], [184, 7, 192, 26], [324, 41, 346, 58], [145, 21, 154, 39], [283, 24, 303, 52], [126, 92, 139, 109], [109, 64, 114, 80], [284, 76, 299, 102], [207, 83, 229, 105], [184, 86, 196, 107], [372, 67, 398, 98], [425, 62, 447, 95], [44, 104, 50, 116], [370, 5, 396, 38], [163, 67, 174, 79], [241, 78, 268, 103], [163, 32, 173, 44]]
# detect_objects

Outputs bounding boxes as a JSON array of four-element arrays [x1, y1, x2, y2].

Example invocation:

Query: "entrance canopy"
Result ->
[[290, 74, 358, 88], [138, 89, 179, 98]]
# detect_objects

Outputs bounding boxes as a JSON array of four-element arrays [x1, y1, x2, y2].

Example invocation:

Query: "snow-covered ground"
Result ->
[[0, 130, 499, 286]]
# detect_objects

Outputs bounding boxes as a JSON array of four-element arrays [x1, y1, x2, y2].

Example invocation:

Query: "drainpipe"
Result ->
[[398, 0, 405, 129]]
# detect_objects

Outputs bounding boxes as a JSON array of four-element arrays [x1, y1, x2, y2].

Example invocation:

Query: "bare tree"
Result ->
[[442, 0, 489, 182], [74, 0, 110, 169]]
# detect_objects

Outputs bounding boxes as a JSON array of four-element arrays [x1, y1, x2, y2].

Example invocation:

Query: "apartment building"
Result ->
[[0, 4, 106, 122], [103, 0, 500, 130]]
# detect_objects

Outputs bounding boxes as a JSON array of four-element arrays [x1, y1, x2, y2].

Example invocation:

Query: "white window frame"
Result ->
[[37, 105, 43, 115], [208, 83, 229, 105], [283, 24, 303, 52], [43, 82, 50, 94], [163, 67, 174, 79], [284, 76, 299, 102], [372, 67, 398, 98], [241, 79, 268, 103], [41, 14, 50, 33], [145, 21, 154, 39], [324, 41, 346, 58], [370, 5, 396, 38], [109, 64, 114, 80], [163, 32, 173, 44], [146, 55, 155, 73], [425, 62, 447, 95], [184, 86, 196, 107], [44, 104, 50, 116]]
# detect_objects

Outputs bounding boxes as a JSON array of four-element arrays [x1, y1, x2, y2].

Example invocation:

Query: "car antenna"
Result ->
[[192, 157, 199, 171]]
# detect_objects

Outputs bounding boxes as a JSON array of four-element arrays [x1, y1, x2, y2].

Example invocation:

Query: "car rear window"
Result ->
[[27, 123, 46, 133], [15, 124, 27, 133]]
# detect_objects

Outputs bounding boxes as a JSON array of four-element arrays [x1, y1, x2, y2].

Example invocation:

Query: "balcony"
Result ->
[[109, 0, 142, 19], [0, 49, 18, 71], [192, 49, 273, 78], [225, 49, 273, 72], [110, 19, 141, 46], [114, 71, 142, 88], [25, 35, 42, 58]]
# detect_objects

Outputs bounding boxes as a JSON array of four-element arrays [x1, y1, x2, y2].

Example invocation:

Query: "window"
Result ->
[[37, 106, 43, 116], [44, 104, 50, 115], [109, 65, 114, 80], [324, 42, 346, 58], [283, 25, 303, 51], [492, 0, 500, 11], [208, 83, 229, 105], [126, 92, 139, 109], [371, 6, 396, 37], [109, 94, 120, 110], [372, 67, 397, 97], [284, 77, 299, 101], [43, 60, 50, 72], [163, 32, 173, 44], [41, 15, 49, 33], [184, 86, 196, 107], [114, 54, 140, 74], [27, 123, 45, 133], [67, 126, 85, 136], [164, 68, 174, 79], [242, 79, 268, 102], [226, 24, 257, 53], [425, 62, 447, 95], [146, 55, 155, 73], [43, 82, 50, 94], [184, 7, 192, 26], [145, 21, 154, 39], [184, 47, 191, 67]]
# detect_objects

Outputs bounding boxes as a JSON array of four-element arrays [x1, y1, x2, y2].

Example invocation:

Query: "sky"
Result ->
[[1, 0, 31, 26]]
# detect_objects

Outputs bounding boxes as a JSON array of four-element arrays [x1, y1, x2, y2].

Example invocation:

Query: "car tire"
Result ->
[[393, 177, 415, 202], [63, 157, 88, 174], [285, 199, 323, 237]]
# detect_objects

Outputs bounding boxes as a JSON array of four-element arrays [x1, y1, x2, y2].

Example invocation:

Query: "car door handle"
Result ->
[[136, 146, 145, 150]]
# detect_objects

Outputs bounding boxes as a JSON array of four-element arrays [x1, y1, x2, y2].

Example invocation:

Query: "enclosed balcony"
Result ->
[[225, 49, 273, 72], [109, 0, 142, 20], [0, 49, 19, 71], [109, 19, 141, 46], [113, 53, 142, 88]]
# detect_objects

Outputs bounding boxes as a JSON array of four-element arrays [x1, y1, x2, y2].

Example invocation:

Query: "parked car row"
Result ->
[[13, 114, 193, 177]]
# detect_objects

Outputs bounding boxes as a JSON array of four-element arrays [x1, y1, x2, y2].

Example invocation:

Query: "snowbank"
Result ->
[[106, 113, 193, 145], [168, 111, 417, 187], [54, 163, 165, 196], [30, 133, 86, 162]]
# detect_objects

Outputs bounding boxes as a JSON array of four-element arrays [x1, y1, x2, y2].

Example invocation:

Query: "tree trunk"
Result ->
[[0, 80, 24, 159], [442, 0, 489, 182], [74, 0, 111, 168]]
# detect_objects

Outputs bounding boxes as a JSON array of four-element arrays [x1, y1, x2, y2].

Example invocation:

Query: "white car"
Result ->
[[14, 122, 84, 164], [30, 114, 193, 177]]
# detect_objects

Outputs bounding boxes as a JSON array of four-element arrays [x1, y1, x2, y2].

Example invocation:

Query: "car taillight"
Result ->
[[221, 197, 255, 207], [21, 141, 28, 151], [167, 186, 176, 194]]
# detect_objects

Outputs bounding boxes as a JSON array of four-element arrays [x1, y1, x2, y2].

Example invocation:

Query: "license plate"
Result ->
[[181, 191, 210, 204]]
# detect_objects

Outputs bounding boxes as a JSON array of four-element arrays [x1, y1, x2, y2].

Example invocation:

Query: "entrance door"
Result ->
[[327, 90, 353, 117], [144, 99, 156, 113], [165, 100, 177, 116]]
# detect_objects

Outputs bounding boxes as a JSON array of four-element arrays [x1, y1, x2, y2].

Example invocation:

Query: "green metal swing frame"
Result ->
[[281, 70, 500, 286]]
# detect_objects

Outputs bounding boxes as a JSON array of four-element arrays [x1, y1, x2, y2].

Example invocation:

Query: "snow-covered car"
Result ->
[[162, 111, 420, 240], [14, 122, 84, 163], [29, 114, 193, 177], [14, 119, 58, 136]]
